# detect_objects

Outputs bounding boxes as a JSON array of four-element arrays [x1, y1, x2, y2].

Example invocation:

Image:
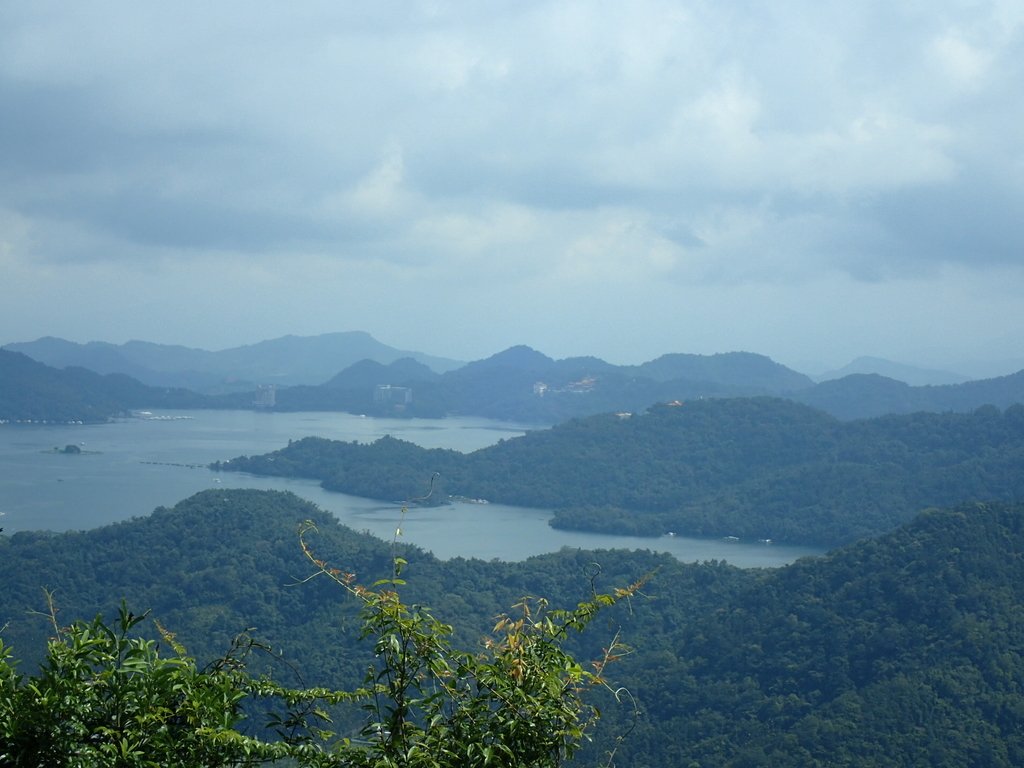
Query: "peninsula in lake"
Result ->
[[215, 397, 1024, 548]]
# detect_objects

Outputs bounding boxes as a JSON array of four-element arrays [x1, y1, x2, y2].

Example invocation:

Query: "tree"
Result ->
[[0, 601, 265, 766]]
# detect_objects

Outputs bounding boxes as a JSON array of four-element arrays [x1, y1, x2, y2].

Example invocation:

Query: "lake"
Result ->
[[0, 409, 823, 567]]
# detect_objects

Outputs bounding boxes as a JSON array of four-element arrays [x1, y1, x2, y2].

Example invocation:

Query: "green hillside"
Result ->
[[216, 398, 1024, 547], [3, 490, 1024, 765], [0, 349, 205, 423]]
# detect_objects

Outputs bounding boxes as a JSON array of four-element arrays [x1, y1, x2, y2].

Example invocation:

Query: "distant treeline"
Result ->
[[214, 397, 1024, 548]]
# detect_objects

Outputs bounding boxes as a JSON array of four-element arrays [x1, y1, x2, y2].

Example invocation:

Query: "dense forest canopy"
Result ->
[[216, 398, 1024, 547], [2, 490, 1024, 765]]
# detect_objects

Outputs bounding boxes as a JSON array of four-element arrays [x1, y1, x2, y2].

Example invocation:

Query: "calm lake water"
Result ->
[[0, 410, 822, 567]]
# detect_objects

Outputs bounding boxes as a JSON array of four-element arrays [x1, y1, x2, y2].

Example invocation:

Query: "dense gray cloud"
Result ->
[[1, 1, 1022, 373]]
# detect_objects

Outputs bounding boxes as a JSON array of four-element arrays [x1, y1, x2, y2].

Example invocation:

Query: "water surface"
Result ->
[[0, 410, 822, 566]]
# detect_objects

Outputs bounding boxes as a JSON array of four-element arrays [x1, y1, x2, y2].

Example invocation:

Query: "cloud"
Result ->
[[1, 1, 1022, 369]]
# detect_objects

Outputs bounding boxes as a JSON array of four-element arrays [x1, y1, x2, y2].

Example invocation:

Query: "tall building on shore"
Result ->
[[253, 384, 276, 408], [374, 384, 412, 405]]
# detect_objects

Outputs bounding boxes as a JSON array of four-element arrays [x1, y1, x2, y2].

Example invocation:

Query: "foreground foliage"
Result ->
[[0, 514, 637, 767], [0, 604, 259, 766]]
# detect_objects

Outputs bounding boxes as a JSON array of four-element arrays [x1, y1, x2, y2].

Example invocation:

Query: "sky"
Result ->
[[1, 2, 1022, 376]]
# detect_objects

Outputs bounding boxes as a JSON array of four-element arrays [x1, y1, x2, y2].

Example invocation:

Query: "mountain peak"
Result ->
[[819, 357, 969, 386], [633, 351, 813, 393], [479, 345, 555, 370]]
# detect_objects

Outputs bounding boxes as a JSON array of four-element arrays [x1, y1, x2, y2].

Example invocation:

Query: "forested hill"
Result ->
[[0, 349, 205, 423], [2, 489, 1024, 765], [612, 499, 1024, 766], [216, 397, 1024, 547], [254, 347, 815, 421], [792, 369, 1024, 419]]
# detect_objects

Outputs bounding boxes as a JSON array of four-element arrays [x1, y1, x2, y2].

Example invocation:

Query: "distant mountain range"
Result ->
[[816, 356, 970, 386], [3, 332, 464, 393], [8, 334, 999, 390], [270, 344, 1024, 422], [3, 333, 1024, 423], [792, 370, 1024, 420], [258, 344, 818, 422]]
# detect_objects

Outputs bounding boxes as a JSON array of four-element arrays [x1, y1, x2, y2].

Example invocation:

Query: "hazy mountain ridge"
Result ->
[[310, 345, 1023, 422], [4, 332, 465, 392], [185, 342, 822, 421], [0, 349, 205, 422], [4, 334, 1024, 423], [13, 334, 1015, 391], [793, 370, 1024, 420], [272, 345, 822, 422], [323, 357, 440, 389], [817, 356, 970, 386], [632, 351, 814, 389]]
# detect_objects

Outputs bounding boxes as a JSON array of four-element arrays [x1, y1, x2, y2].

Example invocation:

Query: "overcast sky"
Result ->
[[2, 2, 1022, 375]]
